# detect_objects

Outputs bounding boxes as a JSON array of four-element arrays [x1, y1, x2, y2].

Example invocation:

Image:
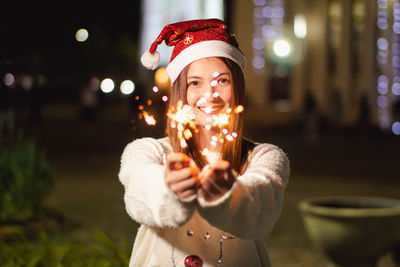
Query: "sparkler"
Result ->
[[133, 79, 245, 154], [142, 111, 156, 126], [165, 100, 244, 153], [166, 100, 197, 148]]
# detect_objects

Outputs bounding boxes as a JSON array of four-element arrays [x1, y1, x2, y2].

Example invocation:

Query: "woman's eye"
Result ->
[[219, 78, 230, 84], [188, 81, 198, 86]]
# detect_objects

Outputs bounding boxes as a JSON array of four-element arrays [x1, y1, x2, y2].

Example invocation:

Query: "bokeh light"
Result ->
[[252, 56, 265, 69], [392, 82, 400, 95], [294, 14, 307, 39], [100, 78, 114, 93], [377, 95, 388, 108], [392, 121, 400, 135], [3, 73, 15, 87], [154, 67, 170, 90], [377, 37, 389, 50], [75, 29, 89, 42], [120, 80, 135, 95], [273, 39, 292, 58]]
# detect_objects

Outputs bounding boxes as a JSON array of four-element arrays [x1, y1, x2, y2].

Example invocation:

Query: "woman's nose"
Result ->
[[205, 80, 219, 100]]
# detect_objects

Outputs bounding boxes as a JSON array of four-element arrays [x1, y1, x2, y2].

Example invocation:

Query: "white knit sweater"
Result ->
[[118, 137, 290, 267]]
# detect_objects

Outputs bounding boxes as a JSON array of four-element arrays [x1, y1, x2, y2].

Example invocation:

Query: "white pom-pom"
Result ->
[[141, 50, 160, 70]]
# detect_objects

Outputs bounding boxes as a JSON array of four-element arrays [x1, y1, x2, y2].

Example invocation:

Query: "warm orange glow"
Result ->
[[142, 111, 156, 126], [183, 129, 192, 140], [165, 101, 243, 149], [154, 67, 170, 90], [234, 105, 244, 113]]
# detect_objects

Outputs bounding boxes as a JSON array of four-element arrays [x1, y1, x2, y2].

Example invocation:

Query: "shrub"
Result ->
[[0, 133, 54, 222], [0, 229, 131, 266]]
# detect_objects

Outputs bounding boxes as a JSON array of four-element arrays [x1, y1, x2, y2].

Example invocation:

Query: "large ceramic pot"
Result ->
[[299, 196, 400, 267]]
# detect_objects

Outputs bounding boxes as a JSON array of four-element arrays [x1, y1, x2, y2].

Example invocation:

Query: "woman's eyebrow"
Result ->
[[187, 75, 203, 80]]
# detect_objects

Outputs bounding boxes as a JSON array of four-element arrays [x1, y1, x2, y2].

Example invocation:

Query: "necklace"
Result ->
[[171, 229, 235, 267]]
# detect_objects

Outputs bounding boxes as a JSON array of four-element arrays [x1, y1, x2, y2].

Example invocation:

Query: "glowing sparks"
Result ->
[[180, 139, 188, 148], [210, 113, 230, 128], [197, 97, 207, 106], [204, 106, 213, 114], [137, 84, 246, 150], [142, 111, 156, 126], [234, 105, 244, 113], [183, 129, 193, 139], [201, 148, 209, 156], [167, 100, 198, 149]]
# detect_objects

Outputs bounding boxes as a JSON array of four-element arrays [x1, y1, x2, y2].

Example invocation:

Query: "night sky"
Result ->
[[0, 2, 142, 81]]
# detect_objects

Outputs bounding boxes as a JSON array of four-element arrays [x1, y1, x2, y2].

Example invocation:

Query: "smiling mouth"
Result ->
[[198, 105, 225, 114]]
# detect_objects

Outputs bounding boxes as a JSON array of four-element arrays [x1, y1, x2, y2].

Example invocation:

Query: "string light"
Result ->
[[252, 0, 285, 71], [376, 0, 398, 132]]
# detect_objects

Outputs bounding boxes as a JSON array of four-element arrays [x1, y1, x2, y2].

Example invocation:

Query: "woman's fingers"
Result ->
[[167, 153, 191, 170], [169, 172, 198, 193], [165, 153, 200, 201], [166, 166, 199, 184], [197, 160, 236, 201]]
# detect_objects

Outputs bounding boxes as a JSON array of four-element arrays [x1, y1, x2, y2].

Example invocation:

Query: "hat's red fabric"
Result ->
[[149, 19, 239, 62]]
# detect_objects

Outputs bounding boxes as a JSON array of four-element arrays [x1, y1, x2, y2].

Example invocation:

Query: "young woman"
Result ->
[[118, 19, 290, 267]]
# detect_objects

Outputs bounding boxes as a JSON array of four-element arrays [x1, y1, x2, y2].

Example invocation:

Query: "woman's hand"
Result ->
[[197, 160, 236, 202], [165, 153, 200, 202]]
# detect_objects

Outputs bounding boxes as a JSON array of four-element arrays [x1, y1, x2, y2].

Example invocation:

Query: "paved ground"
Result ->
[[16, 99, 400, 266]]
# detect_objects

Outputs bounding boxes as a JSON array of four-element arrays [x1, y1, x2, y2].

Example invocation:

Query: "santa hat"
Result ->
[[141, 18, 247, 84]]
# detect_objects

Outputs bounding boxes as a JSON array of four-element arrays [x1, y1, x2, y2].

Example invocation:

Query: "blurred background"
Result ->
[[0, 0, 399, 266]]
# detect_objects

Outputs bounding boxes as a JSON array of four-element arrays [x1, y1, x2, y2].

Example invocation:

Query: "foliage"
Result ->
[[0, 229, 131, 267], [0, 133, 54, 222]]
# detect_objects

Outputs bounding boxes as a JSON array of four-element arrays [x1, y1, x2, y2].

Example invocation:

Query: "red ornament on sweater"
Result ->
[[184, 255, 203, 267]]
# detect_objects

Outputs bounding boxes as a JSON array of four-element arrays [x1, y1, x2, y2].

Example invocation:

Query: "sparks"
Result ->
[[142, 111, 156, 126], [167, 100, 198, 148], [152, 91, 245, 150], [234, 105, 244, 113]]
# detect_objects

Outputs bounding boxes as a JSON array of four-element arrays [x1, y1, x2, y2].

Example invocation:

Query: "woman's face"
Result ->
[[186, 57, 233, 127]]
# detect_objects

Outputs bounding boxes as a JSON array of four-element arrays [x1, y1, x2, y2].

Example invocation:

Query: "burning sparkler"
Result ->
[[133, 84, 245, 155], [165, 100, 244, 153], [142, 111, 156, 126]]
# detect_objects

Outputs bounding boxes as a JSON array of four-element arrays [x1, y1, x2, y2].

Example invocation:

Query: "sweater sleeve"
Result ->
[[118, 138, 195, 228], [197, 143, 290, 239]]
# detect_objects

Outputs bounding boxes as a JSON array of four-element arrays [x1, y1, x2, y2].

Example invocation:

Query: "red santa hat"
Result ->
[[141, 18, 247, 84]]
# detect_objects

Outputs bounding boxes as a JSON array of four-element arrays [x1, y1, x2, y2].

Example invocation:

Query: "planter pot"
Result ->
[[299, 196, 400, 267]]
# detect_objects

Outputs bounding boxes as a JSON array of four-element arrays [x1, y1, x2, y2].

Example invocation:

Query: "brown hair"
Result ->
[[166, 57, 249, 174]]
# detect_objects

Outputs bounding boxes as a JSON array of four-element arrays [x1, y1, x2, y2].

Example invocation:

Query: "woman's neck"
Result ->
[[195, 127, 222, 152]]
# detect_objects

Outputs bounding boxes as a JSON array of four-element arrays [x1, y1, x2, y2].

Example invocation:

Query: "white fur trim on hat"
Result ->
[[141, 50, 160, 70], [166, 40, 247, 84]]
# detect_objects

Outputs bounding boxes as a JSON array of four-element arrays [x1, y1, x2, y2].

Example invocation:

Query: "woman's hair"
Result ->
[[166, 57, 249, 174]]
